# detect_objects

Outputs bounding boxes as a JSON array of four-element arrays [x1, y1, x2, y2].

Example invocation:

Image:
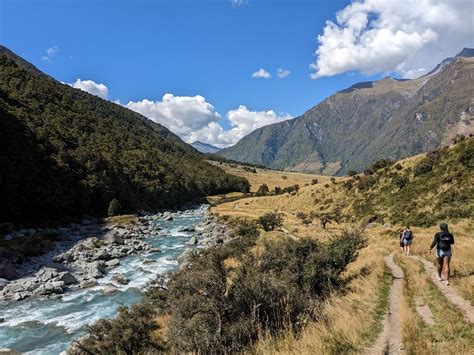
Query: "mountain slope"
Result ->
[[191, 141, 221, 153], [220, 49, 474, 175], [0, 47, 249, 225]]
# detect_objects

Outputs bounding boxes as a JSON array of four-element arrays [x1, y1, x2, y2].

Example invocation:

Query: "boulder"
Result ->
[[0, 348, 21, 355], [111, 274, 130, 285], [56, 272, 78, 285], [13, 292, 26, 301], [40, 269, 57, 282], [143, 259, 156, 264], [163, 215, 173, 221], [106, 259, 120, 267], [103, 284, 118, 294], [177, 249, 193, 265], [180, 226, 195, 233], [149, 247, 161, 253], [383, 223, 392, 228], [0, 259, 16, 280], [80, 279, 98, 288], [0, 278, 8, 290], [186, 236, 198, 246]]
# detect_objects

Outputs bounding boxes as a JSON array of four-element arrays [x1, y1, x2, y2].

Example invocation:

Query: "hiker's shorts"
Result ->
[[436, 249, 452, 258], [403, 239, 412, 246]]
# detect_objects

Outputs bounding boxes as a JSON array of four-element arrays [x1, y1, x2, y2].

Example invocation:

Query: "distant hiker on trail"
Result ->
[[398, 229, 405, 253], [428, 223, 455, 286], [401, 226, 413, 256]]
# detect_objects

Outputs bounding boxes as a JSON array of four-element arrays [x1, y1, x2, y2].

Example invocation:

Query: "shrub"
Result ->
[[413, 159, 433, 176], [257, 212, 284, 231], [459, 144, 474, 168], [311, 178, 319, 185], [394, 163, 403, 171], [392, 175, 409, 189], [233, 218, 260, 239], [71, 303, 163, 354], [256, 184, 269, 196], [347, 170, 358, 177], [107, 198, 121, 217], [407, 212, 435, 227], [342, 179, 354, 190], [274, 186, 282, 194], [357, 176, 376, 191], [330, 177, 336, 184], [281, 175, 288, 180], [371, 159, 393, 171]]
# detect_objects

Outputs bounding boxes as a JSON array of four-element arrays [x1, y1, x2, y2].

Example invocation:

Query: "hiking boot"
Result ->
[[437, 275, 443, 281]]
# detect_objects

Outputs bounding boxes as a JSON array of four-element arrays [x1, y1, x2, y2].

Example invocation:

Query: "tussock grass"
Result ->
[[104, 214, 137, 225]]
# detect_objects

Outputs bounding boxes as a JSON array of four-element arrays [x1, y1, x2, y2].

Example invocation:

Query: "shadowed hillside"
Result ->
[[0, 47, 249, 225]]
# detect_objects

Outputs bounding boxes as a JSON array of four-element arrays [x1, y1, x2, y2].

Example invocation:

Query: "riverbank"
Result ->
[[0, 205, 232, 305]]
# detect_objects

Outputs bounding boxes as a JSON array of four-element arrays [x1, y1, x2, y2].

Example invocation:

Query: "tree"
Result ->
[[257, 212, 284, 231], [256, 184, 269, 196], [108, 199, 122, 217]]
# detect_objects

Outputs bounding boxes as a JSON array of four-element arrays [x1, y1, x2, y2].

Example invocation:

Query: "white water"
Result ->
[[0, 205, 208, 354]]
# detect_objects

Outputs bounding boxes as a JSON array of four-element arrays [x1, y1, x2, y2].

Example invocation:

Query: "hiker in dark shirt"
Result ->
[[428, 223, 455, 286], [401, 226, 413, 256]]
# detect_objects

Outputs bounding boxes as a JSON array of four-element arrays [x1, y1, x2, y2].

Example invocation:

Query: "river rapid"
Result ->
[[0, 205, 209, 354]]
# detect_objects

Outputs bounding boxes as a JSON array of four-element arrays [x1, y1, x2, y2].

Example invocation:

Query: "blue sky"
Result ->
[[1, 0, 472, 146]]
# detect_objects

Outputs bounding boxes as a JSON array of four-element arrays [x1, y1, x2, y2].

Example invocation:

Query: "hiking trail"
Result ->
[[368, 254, 404, 355], [415, 256, 474, 324]]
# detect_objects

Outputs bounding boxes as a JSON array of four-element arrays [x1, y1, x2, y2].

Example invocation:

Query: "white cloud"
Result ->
[[125, 94, 291, 148], [187, 105, 293, 148], [277, 68, 291, 78], [252, 68, 272, 79], [69, 79, 109, 99], [42, 45, 59, 62], [231, 0, 246, 7], [311, 0, 474, 79]]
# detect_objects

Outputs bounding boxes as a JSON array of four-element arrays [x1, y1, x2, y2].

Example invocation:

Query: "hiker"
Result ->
[[398, 229, 405, 253], [401, 226, 413, 256], [428, 223, 455, 286]]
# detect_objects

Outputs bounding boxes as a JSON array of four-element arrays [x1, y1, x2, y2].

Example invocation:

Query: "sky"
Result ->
[[1, 0, 473, 147]]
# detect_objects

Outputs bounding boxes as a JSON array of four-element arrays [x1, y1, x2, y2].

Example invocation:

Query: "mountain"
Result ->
[[0, 46, 249, 225], [191, 141, 221, 153], [219, 48, 474, 175]]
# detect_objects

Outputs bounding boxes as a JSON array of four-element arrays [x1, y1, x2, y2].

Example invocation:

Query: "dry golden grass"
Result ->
[[208, 160, 335, 192], [104, 214, 137, 225]]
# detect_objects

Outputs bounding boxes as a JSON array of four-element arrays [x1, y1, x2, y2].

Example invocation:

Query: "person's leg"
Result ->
[[406, 244, 410, 256], [444, 256, 451, 285], [436, 256, 443, 280]]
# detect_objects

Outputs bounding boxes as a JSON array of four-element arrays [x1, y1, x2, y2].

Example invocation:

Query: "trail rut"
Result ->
[[416, 256, 474, 324], [368, 254, 404, 355]]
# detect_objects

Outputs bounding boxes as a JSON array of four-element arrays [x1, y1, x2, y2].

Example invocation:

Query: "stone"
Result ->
[[56, 272, 78, 285], [13, 292, 26, 301], [186, 236, 198, 246], [177, 249, 193, 265], [80, 279, 98, 288], [180, 226, 195, 233], [149, 247, 161, 253], [40, 270, 57, 282], [164, 215, 173, 221], [0, 278, 8, 290], [383, 223, 392, 228], [0, 259, 16, 280], [111, 274, 130, 285], [0, 348, 21, 355], [106, 259, 120, 267], [103, 284, 118, 294], [143, 259, 156, 264]]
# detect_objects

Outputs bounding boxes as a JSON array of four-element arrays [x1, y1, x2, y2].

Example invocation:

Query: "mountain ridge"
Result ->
[[191, 141, 221, 153], [219, 48, 474, 174]]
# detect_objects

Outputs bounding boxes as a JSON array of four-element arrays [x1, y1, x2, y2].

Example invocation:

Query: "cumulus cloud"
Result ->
[[231, 0, 246, 7], [125, 94, 292, 148], [188, 105, 293, 147], [69, 79, 109, 99], [126, 94, 221, 141], [311, 0, 474, 79], [252, 68, 272, 79], [42, 45, 59, 62], [277, 68, 291, 78]]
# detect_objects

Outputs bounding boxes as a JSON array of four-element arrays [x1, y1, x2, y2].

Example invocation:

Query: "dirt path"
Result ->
[[415, 256, 474, 324], [415, 297, 436, 326], [368, 254, 404, 355]]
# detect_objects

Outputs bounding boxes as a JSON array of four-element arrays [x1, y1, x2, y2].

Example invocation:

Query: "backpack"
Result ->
[[403, 230, 413, 240]]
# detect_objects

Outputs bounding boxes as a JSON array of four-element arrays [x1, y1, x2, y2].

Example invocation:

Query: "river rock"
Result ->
[[111, 274, 129, 285], [149, 247, 161, 253], [0, 259, 16, 280], [106, 259, 120, 267], [103, 284, 118, 294], [177, 249, 193, 266], [80, 279, 98, 288], [56, 272, 78, 285], [186, 236, 198, 245], [0, 278, 9, 290], [180, 226, 195, 233], [143, 258, 156, 264]]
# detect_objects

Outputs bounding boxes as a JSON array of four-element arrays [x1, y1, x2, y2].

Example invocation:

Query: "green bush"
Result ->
[[392, 175, 409, 189], [107, 199, 122, 217], [311, 178, 319, 185], [256, 183, 270, 196], [257, 212, 284, 231], [357, 176, 377, 191], [347, 170, 358, 177]]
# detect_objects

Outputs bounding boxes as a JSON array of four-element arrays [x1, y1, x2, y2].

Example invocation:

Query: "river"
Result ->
[[0, 205, 208, 354]]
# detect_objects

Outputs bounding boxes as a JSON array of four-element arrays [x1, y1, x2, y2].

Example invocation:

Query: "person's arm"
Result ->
[[450, 234, 455, 245], [429, 234, 438, 250]]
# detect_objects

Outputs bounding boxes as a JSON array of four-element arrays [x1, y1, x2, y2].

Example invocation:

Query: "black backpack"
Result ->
[[438, 232, 451, 251], [404, 230, 413, 240]]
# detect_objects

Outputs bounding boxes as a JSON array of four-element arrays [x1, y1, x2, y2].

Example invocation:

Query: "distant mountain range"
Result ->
[[0, 46, 248, 225], [191, 141, 221, 154], [219, 48, 474, 175]]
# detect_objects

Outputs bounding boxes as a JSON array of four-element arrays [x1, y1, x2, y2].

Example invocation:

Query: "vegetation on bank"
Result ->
[[71, 218, 366, 354], [0, 50, 249, 226]]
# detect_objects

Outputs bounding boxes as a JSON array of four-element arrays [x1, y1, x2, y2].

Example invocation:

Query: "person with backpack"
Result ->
[[398, 229, 405, 253], [401, 226, 413, 256], [428, 223, 455, 286]]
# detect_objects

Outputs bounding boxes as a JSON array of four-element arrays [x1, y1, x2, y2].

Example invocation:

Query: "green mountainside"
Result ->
[[220, 49, 474, 175], [0, 46, 249, 225]]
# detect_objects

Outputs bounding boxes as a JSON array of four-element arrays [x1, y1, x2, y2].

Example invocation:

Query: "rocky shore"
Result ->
[[0, 207, 233, 304]]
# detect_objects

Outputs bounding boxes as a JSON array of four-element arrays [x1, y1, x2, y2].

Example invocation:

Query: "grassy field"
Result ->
[[209, 140, 474, 353]]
